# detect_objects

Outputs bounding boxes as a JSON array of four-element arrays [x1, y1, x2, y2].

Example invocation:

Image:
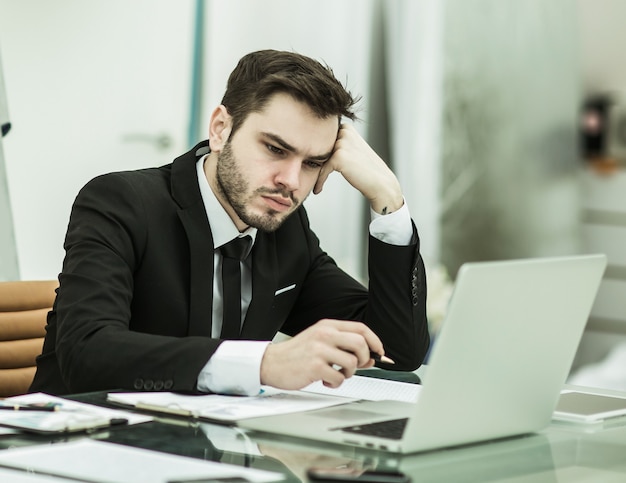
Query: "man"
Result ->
[[30, 50, 429, 396]]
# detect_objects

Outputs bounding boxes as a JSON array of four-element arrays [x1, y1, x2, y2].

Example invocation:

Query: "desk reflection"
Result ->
[[5, 388, 626, 482]]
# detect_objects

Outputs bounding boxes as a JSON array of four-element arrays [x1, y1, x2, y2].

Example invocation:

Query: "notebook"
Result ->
[[240, 254, 607, 453]]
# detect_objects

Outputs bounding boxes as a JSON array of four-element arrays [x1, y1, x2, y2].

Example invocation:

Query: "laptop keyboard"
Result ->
[[339, 417, 408, 440]]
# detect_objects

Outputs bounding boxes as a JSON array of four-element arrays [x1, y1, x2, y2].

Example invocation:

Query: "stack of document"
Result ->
[[108, 386, 353, 422], [107, 375, 422, 423], [0, 393, 152, 434]]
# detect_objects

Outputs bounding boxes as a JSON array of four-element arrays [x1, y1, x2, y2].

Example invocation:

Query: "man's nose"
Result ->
[[275, 159, 301, 191]]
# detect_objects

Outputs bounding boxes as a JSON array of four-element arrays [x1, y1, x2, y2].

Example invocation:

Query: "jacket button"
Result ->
[[143, 379, 154, 390], [164, 380, 174, 390], [133, 378, 144, 390], [154, 380, 164, 391]]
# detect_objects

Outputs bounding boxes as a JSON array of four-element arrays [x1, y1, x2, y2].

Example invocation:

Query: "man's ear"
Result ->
[[208, 105, 232, 152]]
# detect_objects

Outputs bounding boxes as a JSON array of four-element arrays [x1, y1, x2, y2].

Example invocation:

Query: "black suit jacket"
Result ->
[[30, 141, 429, 395]]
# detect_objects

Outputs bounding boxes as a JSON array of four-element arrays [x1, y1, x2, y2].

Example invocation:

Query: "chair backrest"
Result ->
[[0, 280, 57, 397]]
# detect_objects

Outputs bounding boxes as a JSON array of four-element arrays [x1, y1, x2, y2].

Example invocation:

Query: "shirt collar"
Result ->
[[196, 156, 257, 252]]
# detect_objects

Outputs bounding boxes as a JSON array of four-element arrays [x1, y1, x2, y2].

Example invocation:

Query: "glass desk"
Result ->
[[1, 386, 626, 482]]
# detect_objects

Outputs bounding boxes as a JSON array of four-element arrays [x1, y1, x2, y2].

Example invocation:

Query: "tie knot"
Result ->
[[220, 236, 251, 261]]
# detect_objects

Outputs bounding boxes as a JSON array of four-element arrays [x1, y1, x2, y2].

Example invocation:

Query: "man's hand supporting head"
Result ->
[[313, 124, 405, 215]]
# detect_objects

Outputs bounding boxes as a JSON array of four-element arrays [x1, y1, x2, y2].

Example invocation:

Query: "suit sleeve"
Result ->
[[52, 174, 218, 393], [280, 210, 429, 371]]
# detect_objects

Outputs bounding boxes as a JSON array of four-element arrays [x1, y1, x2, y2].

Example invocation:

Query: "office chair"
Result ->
[[0, 280, 57, 397]]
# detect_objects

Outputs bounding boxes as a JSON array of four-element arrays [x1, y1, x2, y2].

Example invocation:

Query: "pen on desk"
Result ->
[[370, 351, 395, 364], [0, 403, 60, 412]]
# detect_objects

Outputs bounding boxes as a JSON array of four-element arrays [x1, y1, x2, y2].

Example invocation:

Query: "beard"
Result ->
[[215, 141, 302, 232]]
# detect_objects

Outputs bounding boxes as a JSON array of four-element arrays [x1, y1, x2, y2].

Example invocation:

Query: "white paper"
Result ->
[[0, 439, 283, 483], [300, 375, 422, 403], [108, 387, 353, 422], [0, 468, 74, 482], [5, 393, 153, 427]]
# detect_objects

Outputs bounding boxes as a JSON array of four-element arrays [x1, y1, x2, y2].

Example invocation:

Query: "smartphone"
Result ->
[[307, 467, 411, 482]]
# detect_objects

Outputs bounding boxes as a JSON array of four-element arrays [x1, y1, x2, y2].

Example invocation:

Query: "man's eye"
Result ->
[[304, 160, 323, 169], [267, 144, 283, 155]]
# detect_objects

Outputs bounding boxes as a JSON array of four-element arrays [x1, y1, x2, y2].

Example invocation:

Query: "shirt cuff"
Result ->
[[197, 340, 270, 395], [369, 199, 413, 246]]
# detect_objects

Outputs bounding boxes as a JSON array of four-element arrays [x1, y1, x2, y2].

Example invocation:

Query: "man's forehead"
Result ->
[[244, 97, 339, 155]]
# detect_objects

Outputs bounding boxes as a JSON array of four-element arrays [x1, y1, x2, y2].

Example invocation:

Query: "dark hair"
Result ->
[[221, 50, 359, 135]]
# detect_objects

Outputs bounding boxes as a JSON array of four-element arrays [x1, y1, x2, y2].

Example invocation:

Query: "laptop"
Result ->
[[240, 254, 607, 454]]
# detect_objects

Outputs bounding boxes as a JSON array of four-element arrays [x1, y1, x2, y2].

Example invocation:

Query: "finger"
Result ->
[[320, 365, 347, 388], [329, 349, 359, 378], [336, 336, 371, 368], [327, 320, 386, 356], [314, 162, 334, 195], [337, 122, 354, 139], [313, 319, 387, 368]]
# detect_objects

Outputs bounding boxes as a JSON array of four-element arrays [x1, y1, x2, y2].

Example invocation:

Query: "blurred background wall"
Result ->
[[439, 1, 581, 275], [0, 46, 18, 279], [1, 0, 625, 387]]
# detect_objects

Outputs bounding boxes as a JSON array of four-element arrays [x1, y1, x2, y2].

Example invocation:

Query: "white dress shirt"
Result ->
[[194, 157, 413, 395]]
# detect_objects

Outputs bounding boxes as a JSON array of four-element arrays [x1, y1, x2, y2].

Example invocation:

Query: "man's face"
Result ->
[[214, 93, 338, 232]]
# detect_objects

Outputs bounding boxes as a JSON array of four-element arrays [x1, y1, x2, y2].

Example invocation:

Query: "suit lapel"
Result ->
[[172, 141, 215, 337], [178, 205, 214, 337]]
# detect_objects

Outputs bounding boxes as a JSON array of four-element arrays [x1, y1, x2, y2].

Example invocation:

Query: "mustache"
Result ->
[[255, 187, 298, 205]]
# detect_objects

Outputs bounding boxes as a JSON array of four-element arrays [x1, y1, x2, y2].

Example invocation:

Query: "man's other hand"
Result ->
[[260, 319, 385, 390]]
